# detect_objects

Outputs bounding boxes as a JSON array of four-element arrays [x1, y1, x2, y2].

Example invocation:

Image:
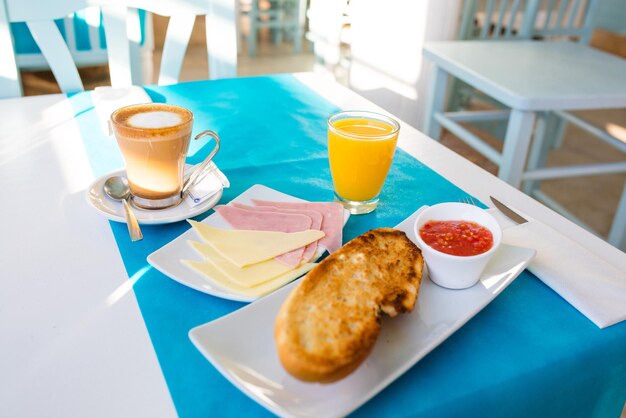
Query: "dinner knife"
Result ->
[[490, 196, 528, 225]]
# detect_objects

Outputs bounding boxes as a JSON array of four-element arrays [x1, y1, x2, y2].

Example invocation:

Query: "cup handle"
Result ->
[[181, 130, 221, 196]]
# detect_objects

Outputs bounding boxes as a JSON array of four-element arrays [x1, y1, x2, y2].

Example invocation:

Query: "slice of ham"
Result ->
[[231, 203, 323, 263], [213, 205, 312, 267], [251, 200, 344, 253]]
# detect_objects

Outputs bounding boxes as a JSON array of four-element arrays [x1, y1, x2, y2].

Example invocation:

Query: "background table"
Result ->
[[422, 40, 626, 188], [1, 73, 625, 417]]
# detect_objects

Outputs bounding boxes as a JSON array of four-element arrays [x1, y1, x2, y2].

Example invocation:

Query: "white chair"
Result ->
[[109, 0, 237, 85], [246, 0, 306, 57], [450, 0, 597, 111], [8, 8, 154, 87], [0, 0, 237, 98]]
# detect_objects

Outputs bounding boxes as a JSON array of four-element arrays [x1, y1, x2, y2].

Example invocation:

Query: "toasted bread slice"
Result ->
[[274, 228, 424, 383]]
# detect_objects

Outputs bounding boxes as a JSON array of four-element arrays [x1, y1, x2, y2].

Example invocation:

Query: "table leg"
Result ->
[[423, 65, 448, 141], [523, 111, 551, 194], [608, 183, 626, 251], [499, 109, 535, 188]]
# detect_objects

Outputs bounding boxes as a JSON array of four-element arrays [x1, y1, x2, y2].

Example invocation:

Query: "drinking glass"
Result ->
[[328, 110, 400, 214]]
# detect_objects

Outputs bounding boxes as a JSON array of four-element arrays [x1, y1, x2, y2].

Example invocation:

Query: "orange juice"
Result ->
[[328, 117, 399, 203]]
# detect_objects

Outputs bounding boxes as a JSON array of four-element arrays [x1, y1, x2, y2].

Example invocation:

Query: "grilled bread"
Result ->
[[274, 228, 424, 383]]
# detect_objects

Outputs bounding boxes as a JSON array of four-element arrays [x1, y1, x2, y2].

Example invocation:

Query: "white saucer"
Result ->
[[86, 168, 223, 225]]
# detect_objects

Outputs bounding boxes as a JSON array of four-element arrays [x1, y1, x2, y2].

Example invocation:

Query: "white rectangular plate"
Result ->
[[147, 184, 349, 302], [188, 207, 536, 417]]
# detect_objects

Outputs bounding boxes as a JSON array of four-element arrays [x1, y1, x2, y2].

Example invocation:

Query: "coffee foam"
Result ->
[[113, 104, 191, 129], [112, 104, 192, 141], [128, 111, 182, 128]]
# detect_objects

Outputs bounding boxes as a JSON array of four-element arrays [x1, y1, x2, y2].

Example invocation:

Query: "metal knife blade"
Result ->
[[490, 196, 528, 225]]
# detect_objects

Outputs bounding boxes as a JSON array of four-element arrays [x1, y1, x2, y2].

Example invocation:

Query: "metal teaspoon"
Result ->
[[103, 176, 143, 241]]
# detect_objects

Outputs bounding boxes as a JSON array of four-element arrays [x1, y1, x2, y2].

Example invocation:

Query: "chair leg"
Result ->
[[248, 1, 258, 57], [523, 112, 553, 194], [548, 113, 566, 150], [272, 1, 284, 45], [138, 48, 154, 84], [499, 109, 535, 188], [447, 78, 472, 112], [423, 66, 448, 141], [608, 182, 626, 251], [294, 0, 307, 53], [272, 16, 284, 44], [447, 77, 461, 112]]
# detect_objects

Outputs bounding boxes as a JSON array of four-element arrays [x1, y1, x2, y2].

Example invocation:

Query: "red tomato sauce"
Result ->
[[419, 220, 493, 256]]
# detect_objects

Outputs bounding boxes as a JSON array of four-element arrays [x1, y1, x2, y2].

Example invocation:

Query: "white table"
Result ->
[[1, 73, 625, 417], [422, 40, 626, 187]]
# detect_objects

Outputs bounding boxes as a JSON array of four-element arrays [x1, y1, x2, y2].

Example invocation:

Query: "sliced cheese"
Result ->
[[183, 260, 316, 297], [188, 240, 295, 288], [188, 220, 325, 267]]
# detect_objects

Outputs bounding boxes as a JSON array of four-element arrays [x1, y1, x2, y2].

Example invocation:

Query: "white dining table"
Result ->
[[1, 72, 625, 417]]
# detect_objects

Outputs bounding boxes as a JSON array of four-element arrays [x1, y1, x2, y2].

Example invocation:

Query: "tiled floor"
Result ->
[[19, 15, 626, 249]]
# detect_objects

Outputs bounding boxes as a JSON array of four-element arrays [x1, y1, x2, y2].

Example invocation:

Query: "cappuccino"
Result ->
[[111, 104, 193, 208]]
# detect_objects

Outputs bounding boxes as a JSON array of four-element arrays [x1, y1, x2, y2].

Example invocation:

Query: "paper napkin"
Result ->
[[184, 162, 230, 207], [501, 217, 626, 329], [92, 86, 152, 135]]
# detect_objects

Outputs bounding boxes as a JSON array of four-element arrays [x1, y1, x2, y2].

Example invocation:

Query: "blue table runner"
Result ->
[[70, 74, 626, 418]]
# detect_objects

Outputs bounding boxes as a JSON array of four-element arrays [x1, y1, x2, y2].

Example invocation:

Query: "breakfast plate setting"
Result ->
[[85, 99, 537, 416], [142, 184, 536, 418], [9, 62, 623, 418]]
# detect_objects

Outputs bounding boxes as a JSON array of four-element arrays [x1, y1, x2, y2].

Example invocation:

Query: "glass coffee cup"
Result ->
[[111, 103, 220, 210]]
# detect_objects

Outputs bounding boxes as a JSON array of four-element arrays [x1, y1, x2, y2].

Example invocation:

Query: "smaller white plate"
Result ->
[[147, 184, 350, 302], [86, 168, 223, 225], [188, 207, 536, 418]]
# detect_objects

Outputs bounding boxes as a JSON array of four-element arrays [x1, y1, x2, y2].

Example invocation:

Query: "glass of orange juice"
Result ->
[[328, 110, 400, 214]]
